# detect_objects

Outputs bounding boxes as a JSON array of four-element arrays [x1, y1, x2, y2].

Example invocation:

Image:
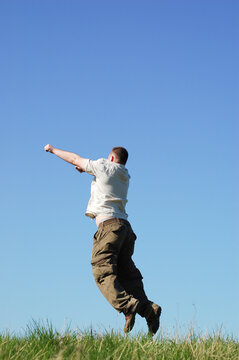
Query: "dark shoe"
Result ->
[[145, 303, 162, 335], [124, 312, 136, 333]]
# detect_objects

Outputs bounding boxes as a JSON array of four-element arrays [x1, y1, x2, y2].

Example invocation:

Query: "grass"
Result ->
[[0, 321, 238, 360]]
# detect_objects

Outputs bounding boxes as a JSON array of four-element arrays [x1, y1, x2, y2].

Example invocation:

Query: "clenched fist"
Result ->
[[44, 144, 54, 153]]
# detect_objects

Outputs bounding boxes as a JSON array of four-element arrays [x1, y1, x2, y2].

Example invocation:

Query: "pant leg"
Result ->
[[117, 225, 150, 317], [91, 221, 139, 315]]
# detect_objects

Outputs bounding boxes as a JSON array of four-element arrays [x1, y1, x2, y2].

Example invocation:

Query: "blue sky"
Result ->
[[0, 0, 238, 337]]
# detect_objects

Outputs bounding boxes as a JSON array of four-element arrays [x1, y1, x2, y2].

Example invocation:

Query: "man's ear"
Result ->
[[110, 155, 114, 162]]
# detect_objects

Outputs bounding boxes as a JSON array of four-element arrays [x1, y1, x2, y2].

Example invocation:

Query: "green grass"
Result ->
[[0, 321, 238, 360]]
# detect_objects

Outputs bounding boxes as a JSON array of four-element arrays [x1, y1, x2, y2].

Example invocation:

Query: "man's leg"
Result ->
[[117, 221, 162, 334], [91, 220, 140, 316], [117, 226, 150, 317], [91, 219, 161, 334]]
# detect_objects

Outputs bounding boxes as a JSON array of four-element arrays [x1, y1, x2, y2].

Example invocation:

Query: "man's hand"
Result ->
[[44, 144, 54, 153], [75, 166, 85, 173]]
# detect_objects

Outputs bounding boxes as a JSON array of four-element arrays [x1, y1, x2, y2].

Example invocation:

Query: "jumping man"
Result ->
[[44, 144, 162, 334]]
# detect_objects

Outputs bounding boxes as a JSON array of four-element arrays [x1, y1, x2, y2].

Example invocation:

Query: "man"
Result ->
[[44, 144, 161, 334]]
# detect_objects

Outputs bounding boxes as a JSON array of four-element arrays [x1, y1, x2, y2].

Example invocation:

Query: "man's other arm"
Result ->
[[44, 144, 86, 172]]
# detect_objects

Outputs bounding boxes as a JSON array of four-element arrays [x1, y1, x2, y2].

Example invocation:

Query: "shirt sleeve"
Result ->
[[84, 158, 106, 176]]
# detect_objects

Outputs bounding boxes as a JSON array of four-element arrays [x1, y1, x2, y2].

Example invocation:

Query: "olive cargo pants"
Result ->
[[91, 218, 149, 316]]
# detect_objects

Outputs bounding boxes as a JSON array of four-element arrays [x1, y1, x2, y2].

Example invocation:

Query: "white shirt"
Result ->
[[84, 158, 130, 224]]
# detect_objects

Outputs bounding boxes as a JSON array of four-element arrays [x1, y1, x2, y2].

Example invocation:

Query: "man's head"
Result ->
[[108, 146, 128, 165]]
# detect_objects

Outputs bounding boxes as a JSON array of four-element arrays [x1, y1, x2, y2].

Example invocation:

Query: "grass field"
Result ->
[[0, 321, 238, 360]]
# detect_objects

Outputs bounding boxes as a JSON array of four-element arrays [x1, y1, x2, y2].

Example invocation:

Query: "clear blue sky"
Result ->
[[0, 0, 238, 337]]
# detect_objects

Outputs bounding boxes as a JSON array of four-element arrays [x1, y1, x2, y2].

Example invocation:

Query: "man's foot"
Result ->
[[124, 312, 136, 333], [145, 303, 162, 335]]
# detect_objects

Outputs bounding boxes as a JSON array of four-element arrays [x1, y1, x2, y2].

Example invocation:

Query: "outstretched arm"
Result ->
[[44, 144, 86, 171]]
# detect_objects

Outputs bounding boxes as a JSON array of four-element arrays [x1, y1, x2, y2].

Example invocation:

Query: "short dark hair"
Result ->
[[112, 146, 128, 165]]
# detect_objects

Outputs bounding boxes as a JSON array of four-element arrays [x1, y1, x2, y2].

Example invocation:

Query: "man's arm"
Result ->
[[44, 144, 86, 171]]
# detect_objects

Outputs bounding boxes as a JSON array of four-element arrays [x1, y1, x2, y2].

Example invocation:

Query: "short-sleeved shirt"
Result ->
[[84, 158, 130, 220]]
